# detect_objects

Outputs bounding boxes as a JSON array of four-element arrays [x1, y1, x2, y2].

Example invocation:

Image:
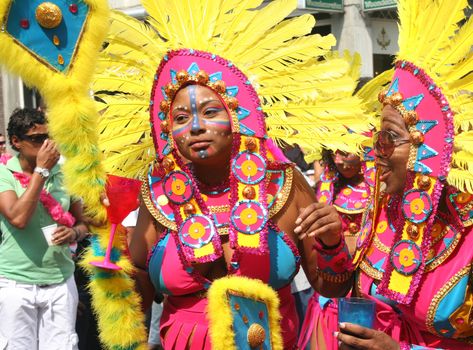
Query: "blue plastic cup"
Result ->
[[338, 297, 376, 328]]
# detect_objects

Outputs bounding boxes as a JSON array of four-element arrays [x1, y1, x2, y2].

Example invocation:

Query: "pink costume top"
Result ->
[[298, 162, 374, 350], [144, 165, 301, 349], [355, 189, 473, 349]]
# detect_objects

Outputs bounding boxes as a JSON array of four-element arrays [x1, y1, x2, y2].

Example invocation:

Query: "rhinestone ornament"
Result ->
[[36, 2, 63, 29], [410, 131, 424, 145], [161, 157, 175, 172], [247, 323, 266, 347], [20, 19, 30, 29], [69, 3, 78, 14], [417, 175, 431, 191]]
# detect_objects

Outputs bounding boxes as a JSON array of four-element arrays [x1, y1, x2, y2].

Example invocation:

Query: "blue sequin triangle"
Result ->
[[416, 120, 438, 134], [386, 78, 399, 96], [414, 161, 432, 174], [209, 72, 222, 82], [170, 69, 177, 84], [187, 62, 200, 75], [239, 124, 256, 136], [416, 144, 438, 162], [236, 106, 250, 121], [373, 257, 386, 272], [226, 86, 239, 97], [402, 94, 424, 111], [443, 237, 453, 248]]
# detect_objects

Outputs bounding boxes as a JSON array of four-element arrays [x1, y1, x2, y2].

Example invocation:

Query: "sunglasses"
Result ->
[[374, 130, 410, 158], [21, 133, 49, 144]]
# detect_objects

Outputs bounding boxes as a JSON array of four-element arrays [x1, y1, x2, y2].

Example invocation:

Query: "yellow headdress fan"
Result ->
[[355, 0, 473, 305], [90, 0, 368, 349], [93, 0, 369, 176]]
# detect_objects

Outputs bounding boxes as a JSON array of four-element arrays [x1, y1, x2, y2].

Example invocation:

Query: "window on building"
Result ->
[[23, 85, 42, 109], [373, 54, 395, 77]]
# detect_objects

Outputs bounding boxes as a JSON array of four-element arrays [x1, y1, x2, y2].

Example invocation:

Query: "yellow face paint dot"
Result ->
[[410, 198, 424, 215], [241, 208, 257, 226], [241, 160, 257, 177], [53, 35, 60, 45], [188, 222, 205, 240], [171, 178, 186, 196], [57, 54, 64, 65]]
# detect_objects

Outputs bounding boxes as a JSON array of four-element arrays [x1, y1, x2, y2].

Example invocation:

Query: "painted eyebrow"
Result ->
[[199, 99, 223, 109], [171, 98, 222, 113]]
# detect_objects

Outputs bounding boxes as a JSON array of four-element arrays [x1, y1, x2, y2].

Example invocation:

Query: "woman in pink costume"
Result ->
[[330, 0, 473, 349], [299, 149, 374, 349], [91, 1, 372, 348]]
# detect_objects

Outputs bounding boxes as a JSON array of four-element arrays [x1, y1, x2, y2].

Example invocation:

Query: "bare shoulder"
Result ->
[[129, 201, 164, 269], [291, 168, 317, 209], [272, 168, 316, 241]]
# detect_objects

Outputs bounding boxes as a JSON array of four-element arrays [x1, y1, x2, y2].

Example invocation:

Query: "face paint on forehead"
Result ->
[[188, 85, 201, 133]]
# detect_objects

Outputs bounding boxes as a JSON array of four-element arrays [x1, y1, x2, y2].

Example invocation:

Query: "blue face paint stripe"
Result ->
[[189, 85, 200, 132]]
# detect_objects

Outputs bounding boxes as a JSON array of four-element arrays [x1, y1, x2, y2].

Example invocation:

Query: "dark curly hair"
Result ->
[[7, 108, 46, 151]]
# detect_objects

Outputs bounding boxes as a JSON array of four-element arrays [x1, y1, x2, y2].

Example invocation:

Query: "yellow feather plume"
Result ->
[[395, 0, 473, 193]]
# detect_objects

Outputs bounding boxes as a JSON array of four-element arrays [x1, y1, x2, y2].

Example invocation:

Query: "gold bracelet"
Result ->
[[315, 267, 353, 284]]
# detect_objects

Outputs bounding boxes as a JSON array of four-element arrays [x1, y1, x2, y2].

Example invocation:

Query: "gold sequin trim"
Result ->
[[269, 167, 293, 218], [208, 205, 230, 213], [407, 125, 418, 170], [315, 267, 353, 284], [360, 259, 383, 281], [373, 235, 391, 254], [426, 264, 472, 337], [425, 232, 461, 272], [333, 205, 365, 215], [141, 175, 177, 231]]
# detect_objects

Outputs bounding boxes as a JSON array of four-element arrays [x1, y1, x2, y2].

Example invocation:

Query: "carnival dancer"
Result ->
[[299, 148, 375, 349], [325, 0, 473, 348], [297, 66, 393, 350], [88, 0, 374, 348], [0, 108, 89, 349]]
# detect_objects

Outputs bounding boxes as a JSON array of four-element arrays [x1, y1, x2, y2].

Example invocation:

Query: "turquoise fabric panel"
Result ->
[[268, 229, 297, 290], [148, 234, 171, 295], [229, 294, 271, 349], [6, 0, 89, 72], [433, 275, 468, 338]]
